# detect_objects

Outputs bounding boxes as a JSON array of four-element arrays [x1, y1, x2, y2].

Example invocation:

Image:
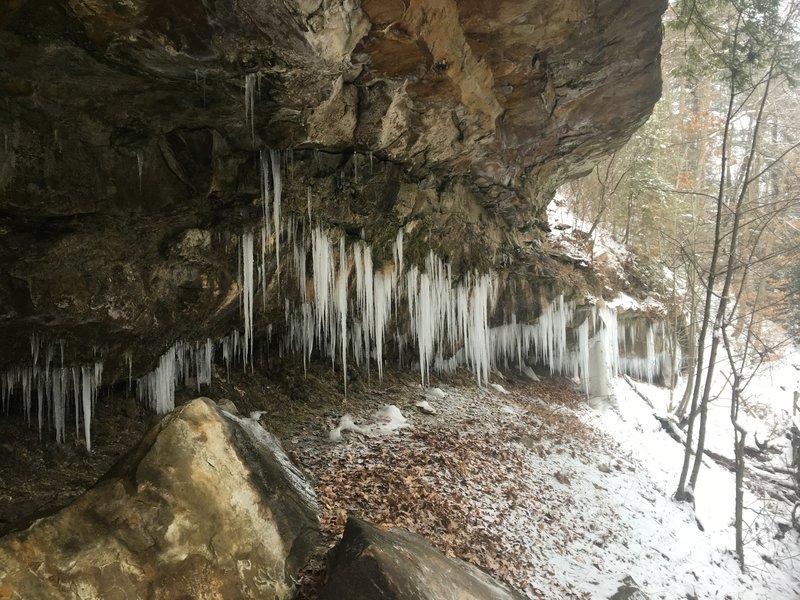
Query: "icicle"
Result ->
[[136, 150, 143, 193], [137, 345, 177, 414], [646, 324, 656, 383], [373, 269, 393, 381], [36, 382, 44, 439], [244, 73, 257, 144], [241, 232, 255, 367], [270, 149, 282, 281], [261, 226, 268, 310], [261, 150, 272, 239], [596, 304, 620, 378], [22, 367, 31, 424], [45, 343, 53, 384], [393, 229, 404, 282], [52, 369, 64, 444], [311, 226, 334, 344], [222, 335, 232, 380], [260, 149, 271, 310], [81, 365, 92, 451], [461, 274, 494, 386], [576, 318, 590, 395], [71, 366, 80, 438], [293, 227, 308, 304], [336, 236, 348, 396], [30, 333, 39, 369]]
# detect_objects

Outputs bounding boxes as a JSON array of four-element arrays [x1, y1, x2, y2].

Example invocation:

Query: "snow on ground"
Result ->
[[602, 347, 800, 599], [598, 378, 799, 599], [547, 196, 631, 279], [278, 363, 799, 599], [546, 196, 676, 310]]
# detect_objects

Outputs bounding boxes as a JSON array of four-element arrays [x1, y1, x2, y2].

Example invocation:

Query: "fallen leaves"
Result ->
[[289, 374, 601, 599]]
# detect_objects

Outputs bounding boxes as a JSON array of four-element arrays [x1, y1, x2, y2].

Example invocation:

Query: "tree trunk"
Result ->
[[675, 19, 742, 501]]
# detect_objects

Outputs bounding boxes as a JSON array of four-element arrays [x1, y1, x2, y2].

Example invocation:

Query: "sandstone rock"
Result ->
[[318, 516, 526, 600], [0, 398, 319, 600]]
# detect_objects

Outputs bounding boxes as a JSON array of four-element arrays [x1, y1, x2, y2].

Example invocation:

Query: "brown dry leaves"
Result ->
[[291, 376, 599, 599]]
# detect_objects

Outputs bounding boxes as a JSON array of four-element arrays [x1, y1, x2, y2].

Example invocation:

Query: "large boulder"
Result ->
[[319, 516, 527, 600], [0, 398, 319, 600]]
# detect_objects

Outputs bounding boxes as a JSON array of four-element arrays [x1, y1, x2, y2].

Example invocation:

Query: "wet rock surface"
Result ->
[[0, 397, 320, 600]]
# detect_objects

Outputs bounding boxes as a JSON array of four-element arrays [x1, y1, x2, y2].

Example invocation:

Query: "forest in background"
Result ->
[[560, 0, 800, 570]]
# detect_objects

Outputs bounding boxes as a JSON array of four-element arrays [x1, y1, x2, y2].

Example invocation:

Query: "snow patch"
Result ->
[[415, 400, 437, 415], [490, 383, 509, 395]]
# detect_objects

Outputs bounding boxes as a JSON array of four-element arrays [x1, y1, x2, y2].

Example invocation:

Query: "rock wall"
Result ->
[[0, 0, 667, 384]]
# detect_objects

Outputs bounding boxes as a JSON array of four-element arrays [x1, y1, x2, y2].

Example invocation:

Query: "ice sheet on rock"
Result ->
[[371, 404, 409, 435], [224, 409, 319, 512], [329, 414, 367, 442], [415, 400, 437, 415]]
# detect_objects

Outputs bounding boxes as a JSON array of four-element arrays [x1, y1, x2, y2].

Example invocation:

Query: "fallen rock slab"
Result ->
[[0, 398, 319, 600], [319, 516, 527, 600]]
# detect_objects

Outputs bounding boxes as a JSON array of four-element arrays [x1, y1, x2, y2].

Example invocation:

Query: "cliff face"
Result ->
[[0, 0, 666, 378]]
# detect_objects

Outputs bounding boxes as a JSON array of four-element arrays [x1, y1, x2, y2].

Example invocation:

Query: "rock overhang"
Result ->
[[0, 0, 668, 375]]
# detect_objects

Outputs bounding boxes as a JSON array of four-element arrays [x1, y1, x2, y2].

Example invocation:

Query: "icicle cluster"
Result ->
[[280, 227, 407, 393], [237, 148, 285, 370], [0, 335, 102, 450], [137, 339, 214, 414], [404, 255, 498, 386], [152, 214, 639, 402], [618, 319, 676, 384], [2, 150, 681, 447]]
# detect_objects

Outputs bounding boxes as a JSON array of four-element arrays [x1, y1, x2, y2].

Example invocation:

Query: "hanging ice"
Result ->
[[270, 149, 282, 281], [136, 150, 143, 193], [244, 73, 257, 143], [335, 236, 348, 395], [260, 149, 271, 309], [241, 232, 255, 367], [0, 351, 103, 449]]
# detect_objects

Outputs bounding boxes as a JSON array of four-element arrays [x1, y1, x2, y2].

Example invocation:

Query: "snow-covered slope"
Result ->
[[272, 364, 800, 599]]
